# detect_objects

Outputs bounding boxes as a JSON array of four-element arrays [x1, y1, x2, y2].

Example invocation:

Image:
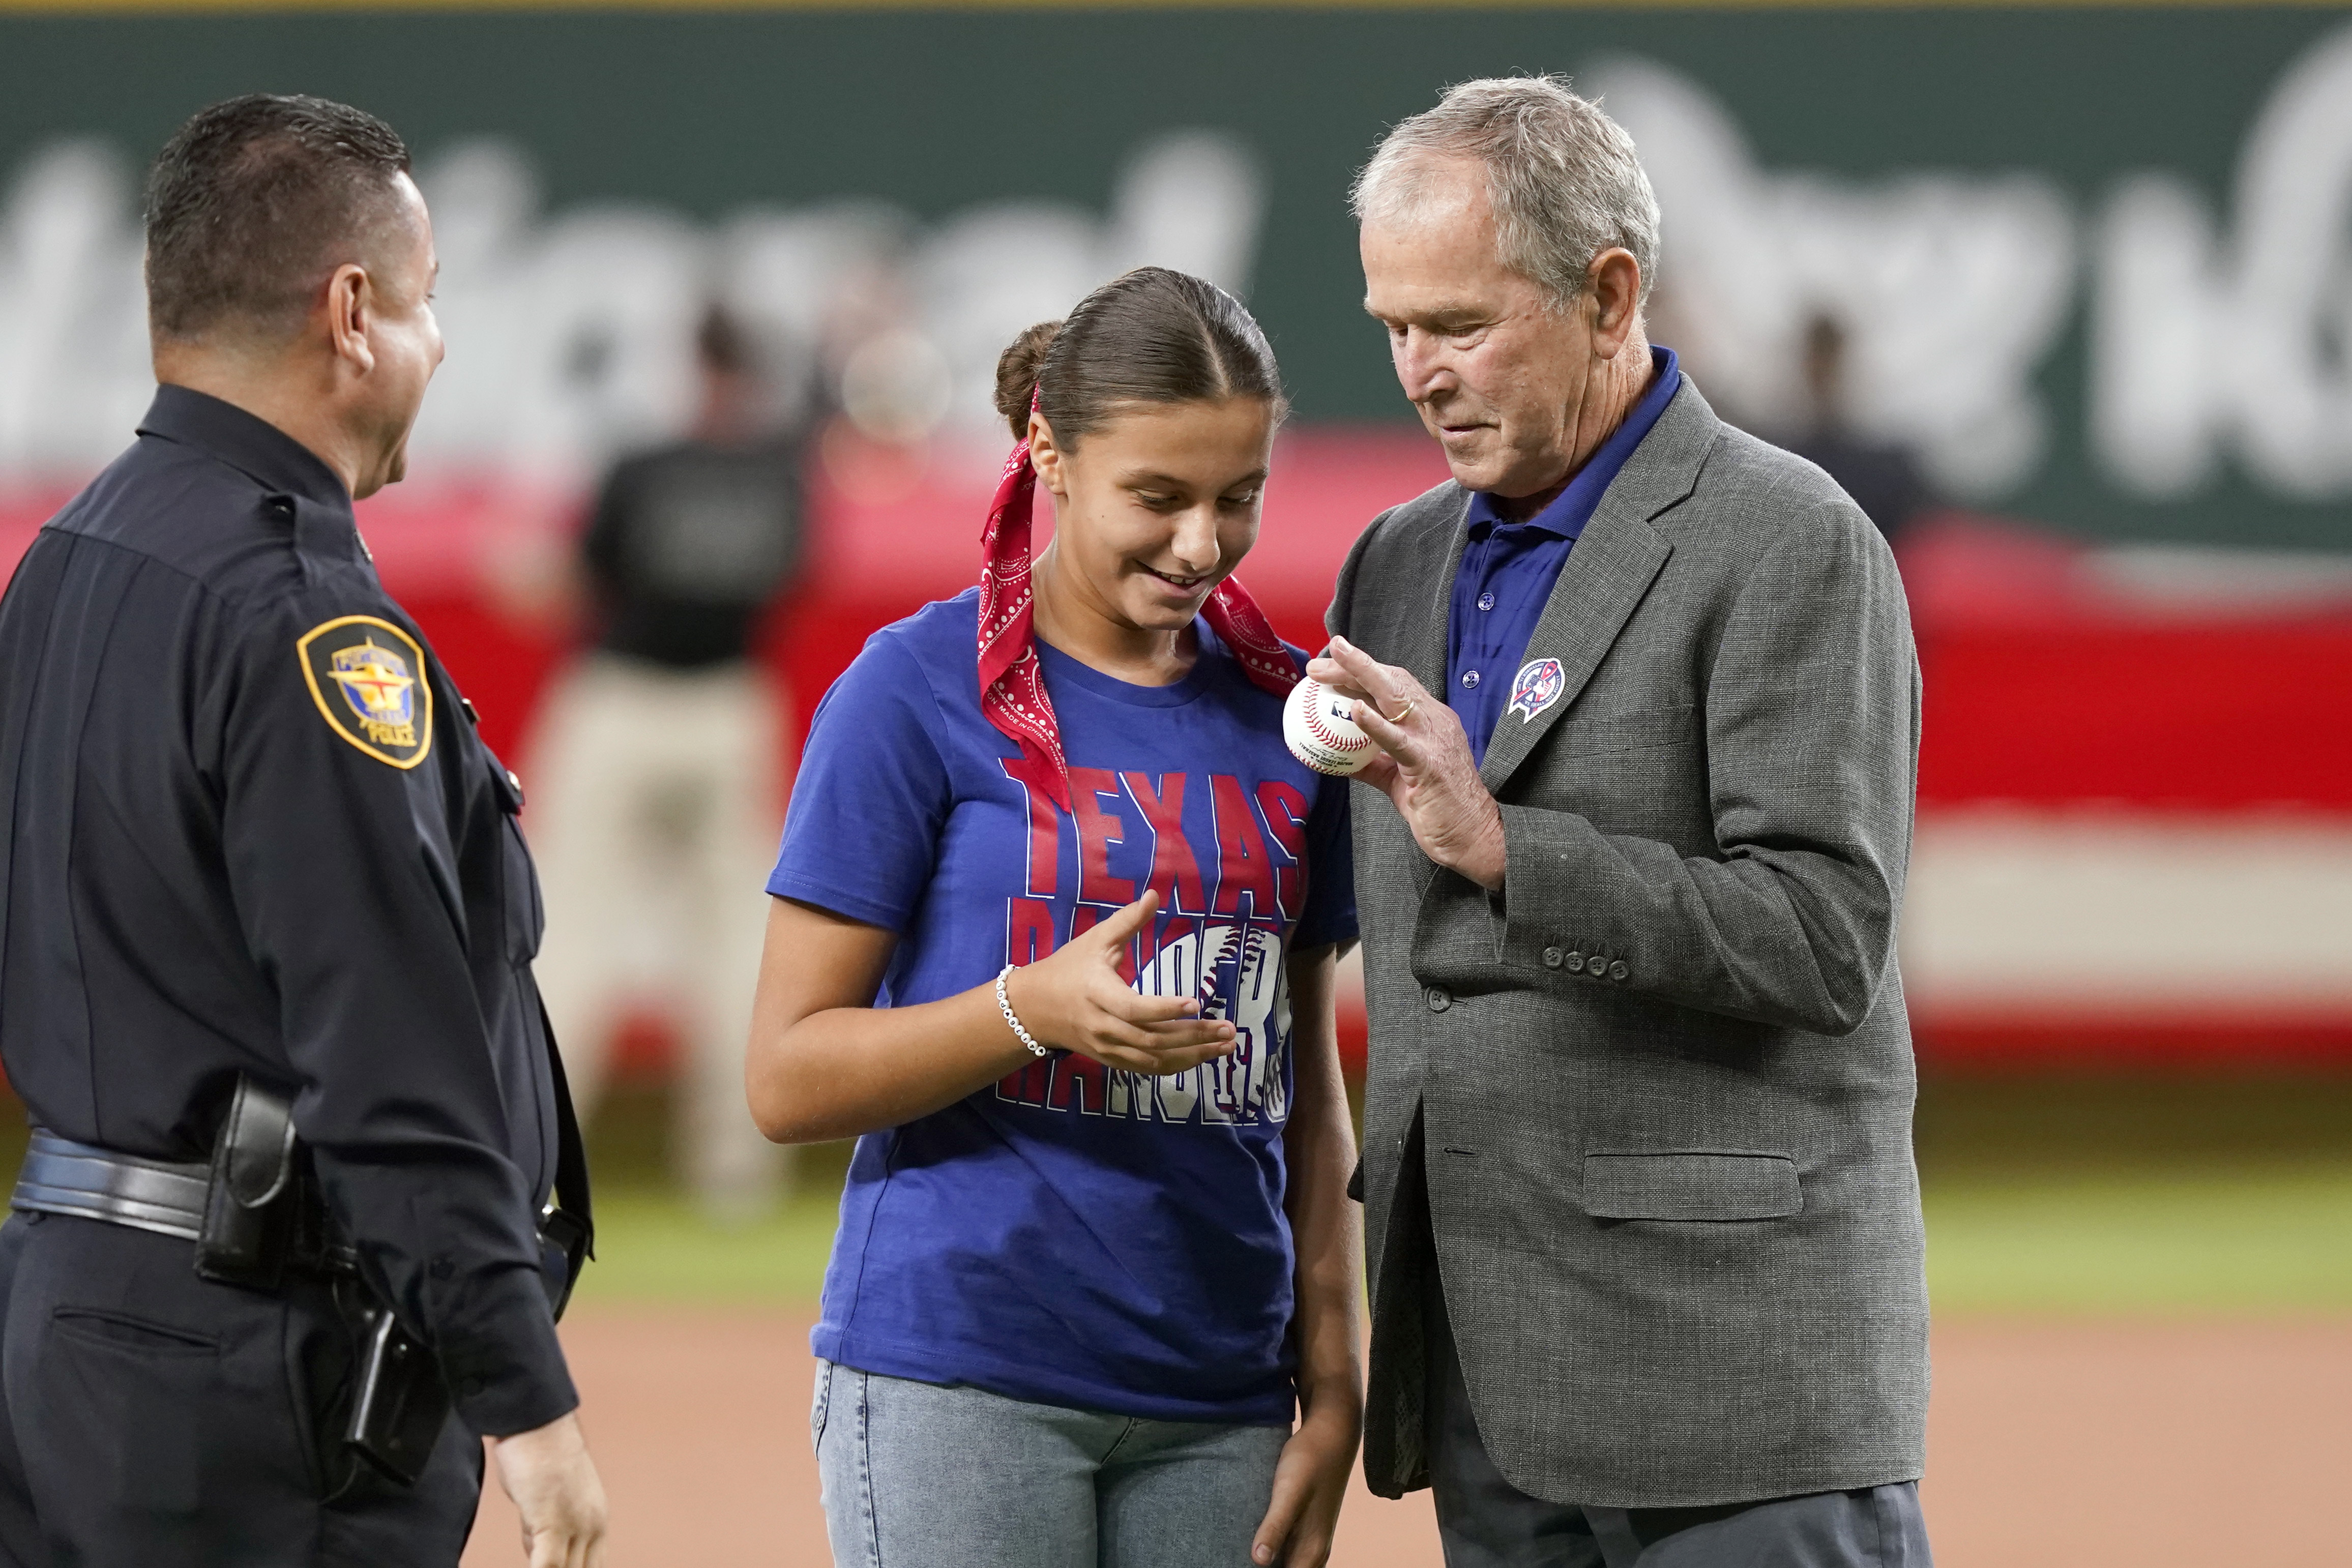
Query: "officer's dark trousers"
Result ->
[[1425, 1271, 1934, 1568], [0, 1211, 483, 1566]]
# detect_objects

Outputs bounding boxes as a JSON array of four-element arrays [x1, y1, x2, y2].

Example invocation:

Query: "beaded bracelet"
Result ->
[[995, 964, 1047, 1057]]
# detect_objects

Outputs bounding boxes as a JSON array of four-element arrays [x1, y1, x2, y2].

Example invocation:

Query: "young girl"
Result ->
[[747, 267, 1361, 1567]]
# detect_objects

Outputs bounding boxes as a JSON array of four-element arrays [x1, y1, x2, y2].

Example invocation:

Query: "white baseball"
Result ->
[[1283, 675, 1375, 776]]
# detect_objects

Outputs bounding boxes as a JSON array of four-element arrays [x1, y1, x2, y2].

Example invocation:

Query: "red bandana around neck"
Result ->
[[977, 419, 1300, 815]]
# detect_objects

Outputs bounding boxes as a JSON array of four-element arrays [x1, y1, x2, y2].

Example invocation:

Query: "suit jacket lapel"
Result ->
[[1371, 486, 1471, 901], [1396, 489, 1472, 697], [1477, 379, 1718, 795]]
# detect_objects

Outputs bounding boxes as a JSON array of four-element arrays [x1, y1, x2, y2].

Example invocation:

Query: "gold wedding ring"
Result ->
[[1386, 699, 1418, 723]]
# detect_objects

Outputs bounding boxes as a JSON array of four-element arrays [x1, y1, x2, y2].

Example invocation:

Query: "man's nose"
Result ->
[[1393, 329, 1454, 402]]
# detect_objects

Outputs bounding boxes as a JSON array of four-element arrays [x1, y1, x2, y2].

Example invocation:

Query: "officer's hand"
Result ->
[[1003, 890, 1238, 1075], [489, 1411, 609, 1568]]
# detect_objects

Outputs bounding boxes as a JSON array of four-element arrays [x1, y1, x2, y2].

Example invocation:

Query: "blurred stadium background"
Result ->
[[2, 2, 2347, 1564]]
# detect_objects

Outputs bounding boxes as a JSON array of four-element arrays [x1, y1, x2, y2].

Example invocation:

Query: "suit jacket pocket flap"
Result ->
[[1559, 702, 1695, 756], [1581, 1151, 1801, 1221]]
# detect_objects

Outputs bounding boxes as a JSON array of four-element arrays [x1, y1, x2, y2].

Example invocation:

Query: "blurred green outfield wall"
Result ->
[[5, 6, 2352, 548]]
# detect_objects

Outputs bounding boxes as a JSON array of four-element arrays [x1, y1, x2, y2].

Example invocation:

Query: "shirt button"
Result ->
[[1427, 986, 1452, 1013], [1477, 593, 1496, 612], [1541, 946, 1564, 969], [1461, 670, 1481, 690]]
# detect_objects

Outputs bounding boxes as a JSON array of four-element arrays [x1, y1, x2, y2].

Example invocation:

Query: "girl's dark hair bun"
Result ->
[[993, 320, 1063, 440]]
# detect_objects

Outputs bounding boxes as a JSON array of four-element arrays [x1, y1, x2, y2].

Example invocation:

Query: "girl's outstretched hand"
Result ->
[[1002, 890, 1236, 1074]]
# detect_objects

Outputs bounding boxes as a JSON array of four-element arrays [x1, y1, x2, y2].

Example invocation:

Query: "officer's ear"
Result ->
[[324, 263, 375, 375]]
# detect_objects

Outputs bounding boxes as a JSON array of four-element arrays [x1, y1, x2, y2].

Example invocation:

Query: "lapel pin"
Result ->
[[1508, 658, 1566, 723]]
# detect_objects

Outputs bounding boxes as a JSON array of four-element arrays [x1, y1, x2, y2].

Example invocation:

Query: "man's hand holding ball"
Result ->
[[1295, 637, 1507, 892]]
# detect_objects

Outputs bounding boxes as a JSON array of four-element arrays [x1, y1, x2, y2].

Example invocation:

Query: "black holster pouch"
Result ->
[[192, 1033, 595, 1490], [193, 1076, 301, 1289], [336, 1281, 452, 1488], [335, 1203, 590, 1488]]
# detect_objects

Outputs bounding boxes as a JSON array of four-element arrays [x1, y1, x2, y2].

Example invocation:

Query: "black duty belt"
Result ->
[[12, 1131, 211, 1241], [10, 1086, 437, 1488], [12, 1079, 356, 1285], [9, 1043, 592, 1491], [4, 1077, 576, 1490], [12, 1080, 585, 1309]]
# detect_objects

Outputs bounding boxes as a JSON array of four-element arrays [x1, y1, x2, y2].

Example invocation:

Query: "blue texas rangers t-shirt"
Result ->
[[769, 588, 1357, 1425]]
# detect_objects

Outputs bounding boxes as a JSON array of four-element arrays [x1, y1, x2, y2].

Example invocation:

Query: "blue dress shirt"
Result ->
[[1447, 346, 1682, 763]]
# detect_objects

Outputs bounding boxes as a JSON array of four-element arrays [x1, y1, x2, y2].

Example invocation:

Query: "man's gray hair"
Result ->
[[1351, 75, 1661, 309]]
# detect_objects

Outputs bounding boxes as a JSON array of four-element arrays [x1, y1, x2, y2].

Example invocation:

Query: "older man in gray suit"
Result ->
[[1309, 78, 1931, 1566]]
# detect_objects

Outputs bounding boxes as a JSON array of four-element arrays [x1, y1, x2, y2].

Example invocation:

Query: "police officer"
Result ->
[[0, 96, 608, 1565]]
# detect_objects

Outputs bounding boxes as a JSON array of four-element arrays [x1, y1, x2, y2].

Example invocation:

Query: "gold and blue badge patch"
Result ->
[[297, 615, 433, 769]]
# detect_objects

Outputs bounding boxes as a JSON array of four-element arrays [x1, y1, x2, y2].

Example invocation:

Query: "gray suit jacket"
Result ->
[[1330, 377, 1928, 1510]]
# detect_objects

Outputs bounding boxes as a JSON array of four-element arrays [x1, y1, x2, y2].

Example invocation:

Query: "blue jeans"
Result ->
[[812, 1359, 1290, 1567]]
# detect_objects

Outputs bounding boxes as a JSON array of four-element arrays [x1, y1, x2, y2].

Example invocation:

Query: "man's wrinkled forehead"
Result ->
[[1361, 152, 1491, 233], [1360, 188, 1518, 321]]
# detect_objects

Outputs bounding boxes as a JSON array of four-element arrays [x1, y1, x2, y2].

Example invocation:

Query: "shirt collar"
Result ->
[[1465, 345, 1682, 542], [135, 383, 355, 513]]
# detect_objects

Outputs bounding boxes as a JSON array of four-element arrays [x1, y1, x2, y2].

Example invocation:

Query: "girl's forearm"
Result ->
[[1283, 948, 1366, 1416], [749, 979, 1033, 1144], [747, 894, 1235, 1145], [1290, 1157, 1365, 1411]]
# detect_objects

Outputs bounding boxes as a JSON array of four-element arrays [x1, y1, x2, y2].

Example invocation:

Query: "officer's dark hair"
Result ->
[[144, 93, 415, 344], [992, 266, 1287, 445]]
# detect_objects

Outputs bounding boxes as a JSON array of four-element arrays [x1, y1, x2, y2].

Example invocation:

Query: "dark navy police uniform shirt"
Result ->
[[1447, 346, 1681, 763], [0, 387, 574, 1437], [770, 593, 1357, 1425]]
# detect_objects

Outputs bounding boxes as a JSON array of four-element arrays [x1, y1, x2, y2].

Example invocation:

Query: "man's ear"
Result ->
[[1028, 411, 1070, 498], [1586, 248, 1642, 360], [324, 263, 375, 375]]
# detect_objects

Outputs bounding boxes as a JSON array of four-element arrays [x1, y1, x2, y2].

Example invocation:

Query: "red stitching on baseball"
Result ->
[[1299, 679, 1372, 754]]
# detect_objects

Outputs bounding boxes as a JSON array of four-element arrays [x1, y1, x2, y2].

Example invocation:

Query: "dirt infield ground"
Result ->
[[463, 1311, 2351, 1567]]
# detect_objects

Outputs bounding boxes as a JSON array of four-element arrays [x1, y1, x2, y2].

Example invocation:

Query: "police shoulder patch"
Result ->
[[297, 615, 434, 769]]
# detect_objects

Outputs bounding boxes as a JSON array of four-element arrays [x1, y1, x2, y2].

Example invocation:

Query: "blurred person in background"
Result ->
[[1786, 311, 1932, 543], [0, 94, 604, 1565], [526, 304, 805, 1220], [1324, 77, 1930, 1566], [746, 268, 1363, 1568]]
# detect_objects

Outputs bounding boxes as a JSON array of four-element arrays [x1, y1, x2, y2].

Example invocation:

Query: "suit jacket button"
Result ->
[[1426, 986, 1452, 1013], [1541, 946, 1564, 969], [1565, 952, 1585, 973], [1609, 960, 1630, 982]]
